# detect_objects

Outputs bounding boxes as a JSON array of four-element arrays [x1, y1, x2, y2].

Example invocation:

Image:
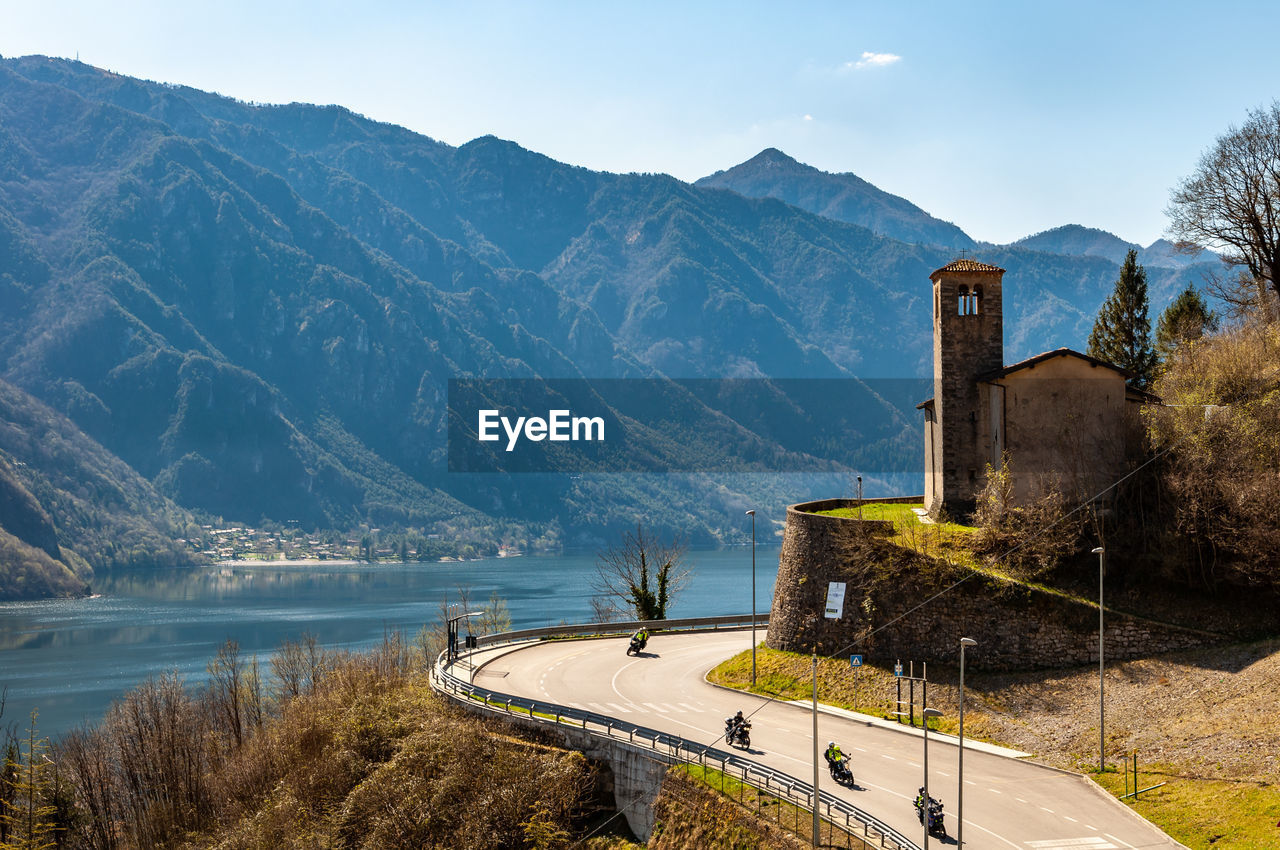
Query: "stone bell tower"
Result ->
[[923, 258, 1005, 517]]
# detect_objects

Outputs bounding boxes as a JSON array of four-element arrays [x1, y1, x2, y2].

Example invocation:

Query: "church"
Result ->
[[917, 258, 1152, 518]]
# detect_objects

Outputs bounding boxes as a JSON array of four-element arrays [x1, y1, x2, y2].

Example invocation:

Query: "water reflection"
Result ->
[[0, 548, 778, 737]]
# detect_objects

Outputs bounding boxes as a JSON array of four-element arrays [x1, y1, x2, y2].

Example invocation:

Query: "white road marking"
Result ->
[[1064, 816, 1078, 823], [1025, 839, 1117, 849], [1016, 797, 1028, 803], [606, 703, 630, 714], [642, 702, 668, 713], [1040, 806, 1055, 813], [609, 657, 642, 700], [678, 702, 699, 712], [880, 754, 895, 760], [1084, 824, 1098, 831], [990, 788, 1003, 794], [1104, 833, 1138, 849]]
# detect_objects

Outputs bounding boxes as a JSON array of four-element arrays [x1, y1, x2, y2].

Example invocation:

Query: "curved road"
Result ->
[[473, 630, 1180, 850]]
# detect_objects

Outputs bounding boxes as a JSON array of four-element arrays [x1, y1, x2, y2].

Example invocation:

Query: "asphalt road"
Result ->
[[473, 630, 1182, 850]]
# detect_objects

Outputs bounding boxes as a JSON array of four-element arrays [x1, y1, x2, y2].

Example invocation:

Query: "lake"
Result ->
[[0, 546, 779, 738]]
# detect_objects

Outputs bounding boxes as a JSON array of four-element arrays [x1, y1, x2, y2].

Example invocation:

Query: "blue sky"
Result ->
[[4, 1, 1277, 245]]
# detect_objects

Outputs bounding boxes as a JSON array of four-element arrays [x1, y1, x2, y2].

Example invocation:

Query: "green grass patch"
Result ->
[[1092, 767, 1280, 849], [815, 502, 1114, 612], [709, 646, 996, 739]]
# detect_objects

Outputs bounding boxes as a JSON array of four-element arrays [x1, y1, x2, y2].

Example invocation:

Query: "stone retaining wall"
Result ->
[[766, 498, 1225, 672]]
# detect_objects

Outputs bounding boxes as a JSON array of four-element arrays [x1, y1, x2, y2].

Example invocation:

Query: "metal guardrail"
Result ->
[[431, 617, 920, 850]]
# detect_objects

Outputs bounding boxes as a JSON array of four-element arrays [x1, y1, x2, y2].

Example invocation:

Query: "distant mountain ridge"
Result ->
[[0, 57, 1229, 589], [1013, 224, 1207, 269], [696, 148, 976, 251]]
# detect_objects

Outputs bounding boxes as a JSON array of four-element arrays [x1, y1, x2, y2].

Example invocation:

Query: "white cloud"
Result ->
[[849, 51, 901, 70], [803, 114, 814, 121]]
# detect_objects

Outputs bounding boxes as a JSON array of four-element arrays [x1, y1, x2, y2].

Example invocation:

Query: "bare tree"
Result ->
[[1167, 101, 1280, 314], [207, 639, 246, 748], [592, 525, 688, 622], [475, 591, 512, 637]]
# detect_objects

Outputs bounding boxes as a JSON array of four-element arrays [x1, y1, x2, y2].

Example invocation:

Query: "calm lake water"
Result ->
[[0, 547, 779, 738]]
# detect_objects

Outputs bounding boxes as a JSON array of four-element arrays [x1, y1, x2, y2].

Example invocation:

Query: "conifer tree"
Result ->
[[1088, 249, 1157, 389], [1155, 284, 1218, 360], [0, 712, 57, 850]]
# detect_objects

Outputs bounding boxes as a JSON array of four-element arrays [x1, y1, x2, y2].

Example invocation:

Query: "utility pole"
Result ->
[[1094, 546, 1105, 773], [812, 649, 820, 846], [747, 509, 756, 686]]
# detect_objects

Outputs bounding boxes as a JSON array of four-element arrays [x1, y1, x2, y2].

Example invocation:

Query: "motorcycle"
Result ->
[[914, 795, 946, 836], [724, 718, 751, 749], [626, 635, 647, 656], [827, 755, 853, 786]]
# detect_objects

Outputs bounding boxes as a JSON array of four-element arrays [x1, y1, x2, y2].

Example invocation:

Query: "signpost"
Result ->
[[850, 654, 863, 710], [893, 659, 928, 727]]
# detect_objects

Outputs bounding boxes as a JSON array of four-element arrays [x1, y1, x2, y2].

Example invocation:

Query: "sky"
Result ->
[[3, 0, 1278, 246]]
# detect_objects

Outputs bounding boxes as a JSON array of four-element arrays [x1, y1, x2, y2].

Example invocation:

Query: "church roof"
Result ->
[[975, 347, 1129, 381], [929, 258, 1006, 278]]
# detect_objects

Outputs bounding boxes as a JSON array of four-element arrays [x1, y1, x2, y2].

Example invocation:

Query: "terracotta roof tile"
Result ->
[[930, 258, 1006, 277]]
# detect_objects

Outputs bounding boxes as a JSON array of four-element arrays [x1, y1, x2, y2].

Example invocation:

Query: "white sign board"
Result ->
[[824, 581, 846, 619]]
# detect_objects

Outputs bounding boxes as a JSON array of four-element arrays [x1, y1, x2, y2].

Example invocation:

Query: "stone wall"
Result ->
[[766, 498, 1227, 672]]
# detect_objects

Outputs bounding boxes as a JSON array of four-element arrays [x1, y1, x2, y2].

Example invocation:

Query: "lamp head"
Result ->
[[745, 509, 755, 516], [960, 637, 977, 647], [1092, 547, 1104, 554]]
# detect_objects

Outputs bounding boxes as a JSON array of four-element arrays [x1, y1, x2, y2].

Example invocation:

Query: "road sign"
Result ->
[[849, 654, 863, 667], [824, 581, 846, 619], [893, 662, 903, 677]]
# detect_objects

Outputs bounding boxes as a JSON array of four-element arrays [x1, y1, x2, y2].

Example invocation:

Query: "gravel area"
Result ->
[[954, 638, 1280, 782]]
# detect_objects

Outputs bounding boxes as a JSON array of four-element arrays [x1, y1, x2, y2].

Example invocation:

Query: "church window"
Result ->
[[957, 285, 970, 315], [958, 284, 980, 316]]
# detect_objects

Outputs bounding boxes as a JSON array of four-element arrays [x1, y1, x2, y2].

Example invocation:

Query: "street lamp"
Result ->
[[1093, 545, 1105, 773], [922, 706, 943, 849], [746, 509, 756, 687], [958, 637, 977, 849], [812, 648, 820, 846]]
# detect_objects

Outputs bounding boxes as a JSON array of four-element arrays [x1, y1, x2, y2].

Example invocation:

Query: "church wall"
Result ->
[[995, 357, 1128, 503]]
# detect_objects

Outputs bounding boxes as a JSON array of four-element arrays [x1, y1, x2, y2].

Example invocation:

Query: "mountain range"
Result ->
[[0, 56, 1227, 595]]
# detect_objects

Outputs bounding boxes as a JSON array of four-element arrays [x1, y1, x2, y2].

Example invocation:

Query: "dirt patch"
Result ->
[[953, 638, 1280, 782]]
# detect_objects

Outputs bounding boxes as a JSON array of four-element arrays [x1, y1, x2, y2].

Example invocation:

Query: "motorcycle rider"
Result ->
[[824, 741, 843, 765], [725, 710, 747, 743]]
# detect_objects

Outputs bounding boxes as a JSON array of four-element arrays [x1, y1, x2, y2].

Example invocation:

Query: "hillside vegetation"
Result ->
[[1146, 319, 1280, 590], [3, 637, 615, 848], [0, 56, 1224, 571], [0, 634, 810, 850], [0, 377, 195, 597]]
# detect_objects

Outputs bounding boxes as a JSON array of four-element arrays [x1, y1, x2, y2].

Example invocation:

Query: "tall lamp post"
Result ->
[[1093, 546, 1105, 772], [746, 510, 757, 687], [922, 706, 943, 849], [958, 637, 977, 849]]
